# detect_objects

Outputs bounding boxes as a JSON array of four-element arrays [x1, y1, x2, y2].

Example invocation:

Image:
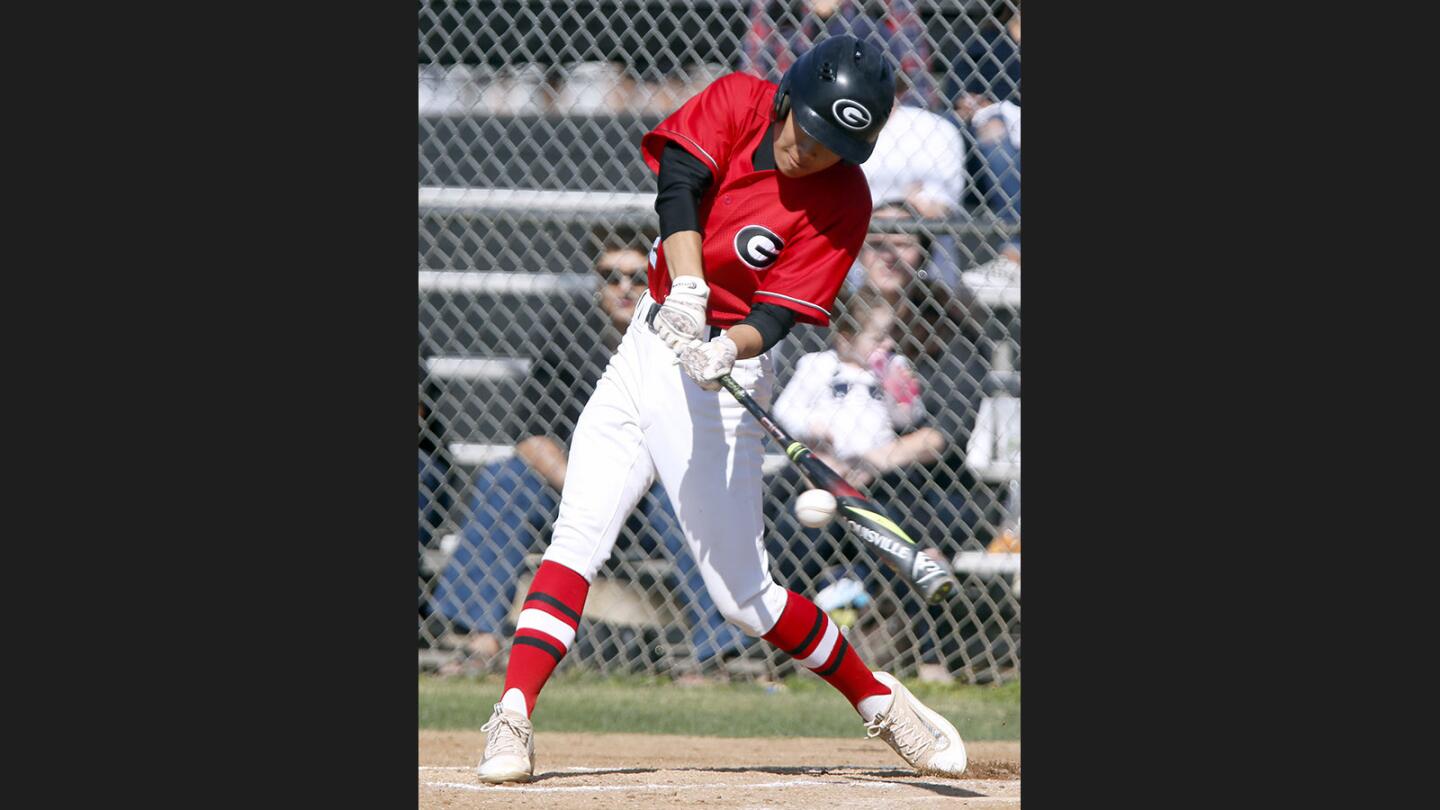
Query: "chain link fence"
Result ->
[[419, 0, 1020, 684]]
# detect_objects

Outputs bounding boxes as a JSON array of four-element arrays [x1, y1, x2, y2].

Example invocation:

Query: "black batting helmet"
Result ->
[[772, 34, 896, 165]]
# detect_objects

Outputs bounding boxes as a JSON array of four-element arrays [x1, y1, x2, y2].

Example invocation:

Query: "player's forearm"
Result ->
[[515, 435, 569, 492], [726, 323, 765, 360], [662, 230, 705, 281], [734, 303, 796, 356]]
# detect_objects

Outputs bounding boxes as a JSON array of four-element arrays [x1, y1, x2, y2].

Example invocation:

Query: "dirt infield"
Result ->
[[420, 731, 1020, 808]]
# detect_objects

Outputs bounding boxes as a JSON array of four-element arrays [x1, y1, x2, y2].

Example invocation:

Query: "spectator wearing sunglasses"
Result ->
[[428, 229, 755, 671]]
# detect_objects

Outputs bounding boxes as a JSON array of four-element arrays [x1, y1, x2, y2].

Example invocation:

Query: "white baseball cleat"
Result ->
[[476, 703, 535, 784], [865, 671, 968, 776]]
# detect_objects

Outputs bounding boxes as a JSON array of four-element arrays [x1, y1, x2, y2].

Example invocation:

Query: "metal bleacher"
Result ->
[[417, 92, 665, 449], [418, 114, 661, 193]]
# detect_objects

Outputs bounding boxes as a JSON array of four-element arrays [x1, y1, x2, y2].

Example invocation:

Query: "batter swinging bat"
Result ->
[[716, 374, 959, 604]]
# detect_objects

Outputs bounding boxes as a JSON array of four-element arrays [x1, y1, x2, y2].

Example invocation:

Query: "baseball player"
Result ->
[[477, 35, 968, 783]]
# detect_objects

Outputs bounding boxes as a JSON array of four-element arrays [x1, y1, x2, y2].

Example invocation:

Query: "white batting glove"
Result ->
[[680, 334, 737, 392], [651, 277, 710, 354]]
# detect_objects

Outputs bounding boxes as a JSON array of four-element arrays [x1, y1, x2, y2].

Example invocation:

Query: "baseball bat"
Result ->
[[716, 374, 959, 604]]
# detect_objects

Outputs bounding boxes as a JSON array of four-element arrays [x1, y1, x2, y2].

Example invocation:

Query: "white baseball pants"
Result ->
[[541, 291, 790, 637]]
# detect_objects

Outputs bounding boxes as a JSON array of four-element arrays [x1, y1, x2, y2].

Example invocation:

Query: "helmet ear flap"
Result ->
[[772, 88, 790, 122]]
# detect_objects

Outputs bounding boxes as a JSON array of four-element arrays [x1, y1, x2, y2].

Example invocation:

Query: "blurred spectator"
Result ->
[[965, 343, 1019, 481], [762, 290, 945, 615], [960, 239, 1021, 306], [771, 289, 945, 489], [849, 202, 1022, 682], [858, 75, 969, 288], [845, 199, 927, 294], [955, 91, 1021, 224], [862, 90, 967, 222], [947, 6, 1019, 223], [966, 334, 1020, 556], [739, 1, 939, 109], [856, 204, 1002, 537], [945, 6, 1021, 107], [419, 376, 456, 619], [427, 232, 754, 668]]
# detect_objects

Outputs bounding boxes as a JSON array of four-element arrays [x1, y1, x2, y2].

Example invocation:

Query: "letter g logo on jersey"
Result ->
[[734, 225, 784, 270], [832, 99, 872, 131]]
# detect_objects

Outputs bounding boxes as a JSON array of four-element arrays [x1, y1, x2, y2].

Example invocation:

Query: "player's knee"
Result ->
[[720, 578, 788, 637], [718, 605, 766, 638], [539, 539, 601, 583]]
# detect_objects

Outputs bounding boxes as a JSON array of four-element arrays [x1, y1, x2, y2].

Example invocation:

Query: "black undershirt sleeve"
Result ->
[[737, 302, 797, 354], [655, 143, 714, 239], [660, 127, 791, 352]]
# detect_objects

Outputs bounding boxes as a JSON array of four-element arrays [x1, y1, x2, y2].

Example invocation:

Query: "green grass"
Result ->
[[419, 673, 1019, 740]]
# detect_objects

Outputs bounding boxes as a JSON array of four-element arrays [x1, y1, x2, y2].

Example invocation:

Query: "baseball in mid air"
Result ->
[[794, 489, 838, 528]]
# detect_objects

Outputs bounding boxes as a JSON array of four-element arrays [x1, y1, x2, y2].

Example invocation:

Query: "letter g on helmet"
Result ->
[[771, 34, 896, 164], [831, 99, 873, 130]]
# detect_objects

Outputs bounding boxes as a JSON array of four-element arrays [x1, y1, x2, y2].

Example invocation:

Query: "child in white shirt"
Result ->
[[773, 291, 946, 487]]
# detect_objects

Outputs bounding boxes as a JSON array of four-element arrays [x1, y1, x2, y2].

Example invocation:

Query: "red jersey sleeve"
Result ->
[[641, 73, 766, 178], [752, 172, 873, 327]]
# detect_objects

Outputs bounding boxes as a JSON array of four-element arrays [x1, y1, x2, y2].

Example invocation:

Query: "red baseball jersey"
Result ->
[[641, 72, 872, 328]]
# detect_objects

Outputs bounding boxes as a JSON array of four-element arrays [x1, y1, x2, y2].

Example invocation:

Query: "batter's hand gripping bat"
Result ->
[[716, 374, 959, 604]]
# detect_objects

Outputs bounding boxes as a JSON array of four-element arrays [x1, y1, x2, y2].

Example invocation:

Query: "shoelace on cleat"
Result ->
[[481, 704, 531, 757], [866, 704, 932, 765]]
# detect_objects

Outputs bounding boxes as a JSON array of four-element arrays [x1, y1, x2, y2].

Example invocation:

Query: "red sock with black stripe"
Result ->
[[501, 560, 589, 716], [762, 589, 891, 716]]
